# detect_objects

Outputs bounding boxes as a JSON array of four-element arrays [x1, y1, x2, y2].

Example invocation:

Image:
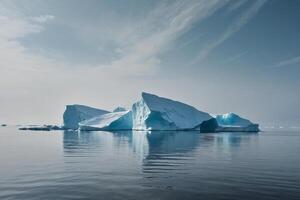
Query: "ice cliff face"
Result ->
[[132, 92, 212, 130], [63, 104, 109, 129], [79, 110, 132, 131]]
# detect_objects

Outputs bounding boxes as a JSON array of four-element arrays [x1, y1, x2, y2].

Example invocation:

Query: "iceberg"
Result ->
[[19, 125, 64, 131], [132, 92, 212, 130], [60, 93, 259, 132], [79, 110, 132, 131], [63, 104, 109, 129], [200, 113, 259, 132]]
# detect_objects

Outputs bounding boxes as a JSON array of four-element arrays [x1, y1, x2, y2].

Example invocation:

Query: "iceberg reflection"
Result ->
[[63, 130, 257, 163]]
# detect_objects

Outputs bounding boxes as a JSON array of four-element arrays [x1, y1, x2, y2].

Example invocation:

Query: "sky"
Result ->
[[0, 0, 300, 127]]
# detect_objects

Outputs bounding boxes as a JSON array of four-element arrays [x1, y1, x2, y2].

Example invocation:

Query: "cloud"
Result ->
[[0, 15, 42, 39], [227, 0, 248, 12], [192, 0, 267, 64], [0, 12, 45, 72], [0, 0, 230, 75], [274, 56, 300, 68], [224, 51, 249, 63], [31, 15, 55, 23]]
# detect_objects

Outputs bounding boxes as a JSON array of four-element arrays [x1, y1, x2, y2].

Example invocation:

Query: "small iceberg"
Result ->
[[199, 113, 259, 133]]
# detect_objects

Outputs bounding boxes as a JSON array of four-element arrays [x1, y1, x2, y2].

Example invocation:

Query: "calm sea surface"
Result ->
[[0, 126, 299, 200]]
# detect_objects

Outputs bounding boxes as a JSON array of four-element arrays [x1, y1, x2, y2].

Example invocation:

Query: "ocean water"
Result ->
[[0, 126, 299, 200]]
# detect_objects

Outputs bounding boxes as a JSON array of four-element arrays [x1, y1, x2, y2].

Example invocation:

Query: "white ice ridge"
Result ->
[[132, 92, 212, 130]]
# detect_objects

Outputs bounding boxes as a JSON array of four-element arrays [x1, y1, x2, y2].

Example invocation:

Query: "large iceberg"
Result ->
[[79, 110, 132, 131], [61, 93, 259, 132], [199, 113, 259, 132], [63, 104, 109, 129], [132, 92, 212, 130]]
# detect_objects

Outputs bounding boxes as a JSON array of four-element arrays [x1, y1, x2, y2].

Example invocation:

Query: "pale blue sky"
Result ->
[[0, 0, 299, 127]]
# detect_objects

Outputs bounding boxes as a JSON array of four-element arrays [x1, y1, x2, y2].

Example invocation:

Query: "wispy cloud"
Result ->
[[0, 0, 232, 79], [192, 0, 267, 64], [100, 0, 228, 74], [31, 15, 55, 23], [224, 51, 249, 63], [227, 0, 248, 12], [274, 56, 300, 68], [0, 0, 248, 75]]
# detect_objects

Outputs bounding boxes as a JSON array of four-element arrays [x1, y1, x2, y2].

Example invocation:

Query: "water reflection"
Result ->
[[146, 131, 200, 153], [63, 130, 104, 152], [208, 132, 258, 154], [63, 130, 257, 160]]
